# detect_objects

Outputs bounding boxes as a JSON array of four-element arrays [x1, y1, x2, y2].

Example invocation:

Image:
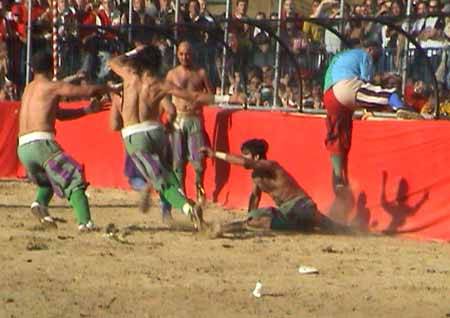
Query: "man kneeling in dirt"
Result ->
[[200, 139, 349, 236]]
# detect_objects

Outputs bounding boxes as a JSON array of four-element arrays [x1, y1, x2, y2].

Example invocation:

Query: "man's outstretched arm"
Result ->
[[200, 146, 273, 170], [108, 46, 145, 78], [200, 146, 250, 167], [56, 98, 110, 121]]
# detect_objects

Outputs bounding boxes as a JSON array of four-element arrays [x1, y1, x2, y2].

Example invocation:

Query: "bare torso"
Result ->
[[252, 161, 309, 206], [19, 77, 60, 136], [120, 72, 166, 126], [166, 66, 211, 115]]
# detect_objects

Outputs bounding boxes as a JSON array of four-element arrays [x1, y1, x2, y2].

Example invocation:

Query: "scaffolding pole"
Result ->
[[272, 0, 283, 107], [25, 0, 33, 84], [220, 0, 231, 95]]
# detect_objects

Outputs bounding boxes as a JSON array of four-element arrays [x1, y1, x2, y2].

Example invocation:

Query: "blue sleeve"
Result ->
[[360, 53, 373, 82]]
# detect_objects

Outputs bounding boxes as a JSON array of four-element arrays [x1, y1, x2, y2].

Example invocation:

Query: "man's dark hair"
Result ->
[[135, 45, 162, 75], [362, 39, 381, 49], [31, 51, 52, 74], [241, 139, 269, 159]]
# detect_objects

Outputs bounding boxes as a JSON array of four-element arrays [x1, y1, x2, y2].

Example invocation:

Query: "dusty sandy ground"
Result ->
[[0, 180, 449, 318]]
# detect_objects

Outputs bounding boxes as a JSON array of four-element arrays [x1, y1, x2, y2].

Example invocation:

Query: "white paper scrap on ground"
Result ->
[[298, 265, 319, 275], [252, 281, 262, 298]]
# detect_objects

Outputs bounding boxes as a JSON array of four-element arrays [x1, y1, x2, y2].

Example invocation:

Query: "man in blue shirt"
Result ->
[[323, 40, 415, 195]]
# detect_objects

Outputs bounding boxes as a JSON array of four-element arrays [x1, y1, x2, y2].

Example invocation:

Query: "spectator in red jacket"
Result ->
[[75, 0, 97, 41]]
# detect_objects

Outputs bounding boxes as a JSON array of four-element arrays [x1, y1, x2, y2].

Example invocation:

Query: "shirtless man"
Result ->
[[166, 41, 214, 205], [17, 51, 113, 231], [200, 139, 349, 235], [108, 45, 212, 229]]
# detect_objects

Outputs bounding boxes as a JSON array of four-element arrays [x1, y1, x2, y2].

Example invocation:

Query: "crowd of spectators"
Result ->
[[1, 0, 450, 116]]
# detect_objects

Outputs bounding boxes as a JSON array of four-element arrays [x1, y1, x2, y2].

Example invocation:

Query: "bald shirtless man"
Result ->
[[166, 41, 214, 205], [17, 51, 113, 231], [107, 45, 214, 229], [200, 139, 350, 235]]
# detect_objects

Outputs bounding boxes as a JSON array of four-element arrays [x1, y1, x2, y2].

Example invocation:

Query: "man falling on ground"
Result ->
[[108, 45, 216, 229], [200, 139, 349, 236], [165, 41, 214, 208], [17, 51, 114, 231]]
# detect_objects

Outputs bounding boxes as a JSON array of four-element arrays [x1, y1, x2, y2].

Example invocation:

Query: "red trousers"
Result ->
[[323, 88, 354, 155]]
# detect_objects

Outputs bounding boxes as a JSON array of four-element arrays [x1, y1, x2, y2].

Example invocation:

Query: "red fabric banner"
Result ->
[[1, 101, 449, 242], [0, 102, 20, 177]]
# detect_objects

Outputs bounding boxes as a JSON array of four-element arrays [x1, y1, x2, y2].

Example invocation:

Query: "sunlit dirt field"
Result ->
[[1, 180, 449, 318]]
